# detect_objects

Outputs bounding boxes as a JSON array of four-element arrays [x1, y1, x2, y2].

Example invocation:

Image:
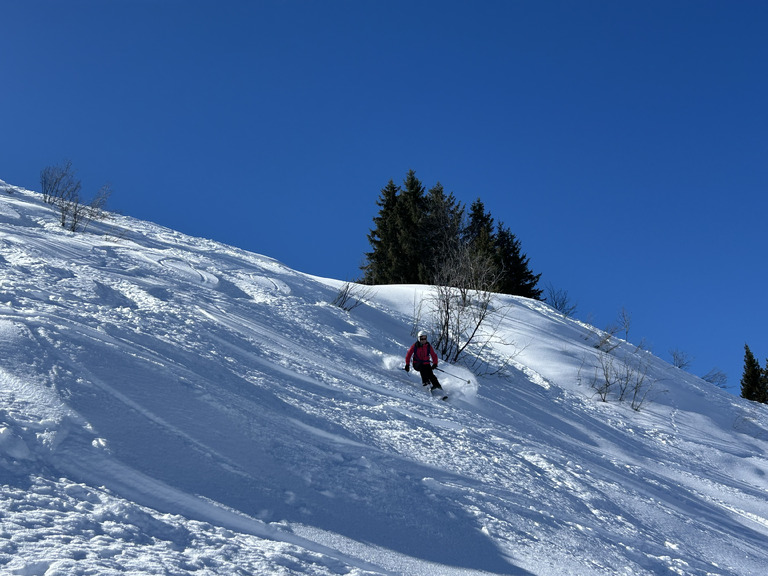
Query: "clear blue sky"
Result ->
[[2, 0, 767, 392]]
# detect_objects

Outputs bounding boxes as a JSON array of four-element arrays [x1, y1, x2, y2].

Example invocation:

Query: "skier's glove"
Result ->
[[432, 364, 438, 369], [405, 365, 410, 372]]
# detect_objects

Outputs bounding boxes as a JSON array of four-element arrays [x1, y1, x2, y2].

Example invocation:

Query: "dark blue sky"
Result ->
[[2, 0, 767, 391]]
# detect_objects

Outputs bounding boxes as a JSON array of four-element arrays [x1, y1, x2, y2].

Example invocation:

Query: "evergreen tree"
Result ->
[[494, 222, 543, 299], [462, 198, 495, 257], [390, 170, 427, 284], [761, 359, 768, 404], [460, 201, 542, 299], [740, 344, 764, 402], [362, 172, 542, 299], [362, 180, 400, 285], [422, 183, 464, 282], [362, 171, 427, 285]]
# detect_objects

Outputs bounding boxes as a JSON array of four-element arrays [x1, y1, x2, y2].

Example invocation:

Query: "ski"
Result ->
[[430, 387, 449, 401], [404, 369, 448, 400]]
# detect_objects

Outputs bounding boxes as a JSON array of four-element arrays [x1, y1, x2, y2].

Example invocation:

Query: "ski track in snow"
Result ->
[[2, 183, 768, 575]]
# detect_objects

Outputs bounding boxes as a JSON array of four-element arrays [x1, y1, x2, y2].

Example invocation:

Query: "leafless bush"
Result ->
[[592, 324, 620, 352], [617, 307, 631, 340], [586, 307, 634, 352], [428, 246, 499, 363], [592, 353, 616, 401], [41, 160, 81, 205], [669, 348, 693, 370], [702, 367, 728, 389], [629, 366, 653, 411], [545, 282, 577, 317], [64, 183, 112, 232], [82, 183, 112, 231], [332, 282, 374, 312], [40, 163, 112, 232], [584, 352, 654, 411], [414, 285, 515, 376], [408, 243, 516, 375]]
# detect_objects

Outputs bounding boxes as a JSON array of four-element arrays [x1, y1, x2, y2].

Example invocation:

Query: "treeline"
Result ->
[[361, 170, 542, 299], [740, 344, 768, 403]]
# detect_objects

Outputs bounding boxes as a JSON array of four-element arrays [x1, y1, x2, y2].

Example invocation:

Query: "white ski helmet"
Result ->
[[417, 330, 428, 340]]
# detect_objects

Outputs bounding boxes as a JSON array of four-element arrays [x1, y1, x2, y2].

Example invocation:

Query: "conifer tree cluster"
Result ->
[[361, 170, 542, 299], [740, 344, 768, 403]]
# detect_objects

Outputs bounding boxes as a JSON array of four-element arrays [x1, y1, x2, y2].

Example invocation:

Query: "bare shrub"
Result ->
[[545, 282, 577, 317], [669, 348, 693, 370], [587, 307, 633, 352], [85, 184, 112, 227], [593, 324, 620, 352], [40, 163, 112, 232], [585, 352, 654, 411], [332, 282, 374, 312], [41, 160, 80, 205], [428, 246, 499, 364], [407, 243, 518, 375], [702, 368, 728, 389], [592, 353, 615, 402], [617, 307, 631, 340], [630, 365, 653, 411]]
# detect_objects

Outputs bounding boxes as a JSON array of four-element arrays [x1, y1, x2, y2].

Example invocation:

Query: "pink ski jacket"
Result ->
[[405, 341, 438, 369]]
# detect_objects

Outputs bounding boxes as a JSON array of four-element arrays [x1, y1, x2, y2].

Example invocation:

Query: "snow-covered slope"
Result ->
[[1, 180, 767, 576]]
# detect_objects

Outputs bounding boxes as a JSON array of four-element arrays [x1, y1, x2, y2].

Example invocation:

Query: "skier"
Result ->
[[405, 330, 443, 391]]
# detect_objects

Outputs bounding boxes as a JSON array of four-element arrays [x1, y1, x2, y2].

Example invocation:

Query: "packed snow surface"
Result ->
[[1, 180, 767, 575]]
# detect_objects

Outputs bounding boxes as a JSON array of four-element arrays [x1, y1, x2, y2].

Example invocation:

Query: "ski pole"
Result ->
[[401, 366, 419, 381], [434, 366, 471, 383]]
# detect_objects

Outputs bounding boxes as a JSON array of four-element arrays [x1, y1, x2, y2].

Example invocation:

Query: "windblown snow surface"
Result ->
[[1, 180, 767, 576]]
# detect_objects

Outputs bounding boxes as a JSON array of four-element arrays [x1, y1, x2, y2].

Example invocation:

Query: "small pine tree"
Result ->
[[740, 344, 765, 402]]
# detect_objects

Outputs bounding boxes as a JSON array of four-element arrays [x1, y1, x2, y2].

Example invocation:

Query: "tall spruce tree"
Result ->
[[362, 171, 427, 285], [461, 200, 542, 299], [363, 180, 400, 285], [422, 183, 464, 282], [494, 222, 543, 299], [740, 344, 765, 402], [463, 198, 495, 257], [391, 170, 427, 284]]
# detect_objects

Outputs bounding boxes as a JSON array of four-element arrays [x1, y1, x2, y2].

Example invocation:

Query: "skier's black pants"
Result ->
[[415, 365, 441, 389]]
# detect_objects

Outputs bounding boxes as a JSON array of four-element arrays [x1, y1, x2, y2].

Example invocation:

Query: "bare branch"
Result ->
[[669, 348, 693, 370], [331, 282, 375, 312], [545, 282, 577, 317]]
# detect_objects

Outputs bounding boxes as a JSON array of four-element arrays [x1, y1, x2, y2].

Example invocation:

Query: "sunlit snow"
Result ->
[[1, 180, 767, 575]]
